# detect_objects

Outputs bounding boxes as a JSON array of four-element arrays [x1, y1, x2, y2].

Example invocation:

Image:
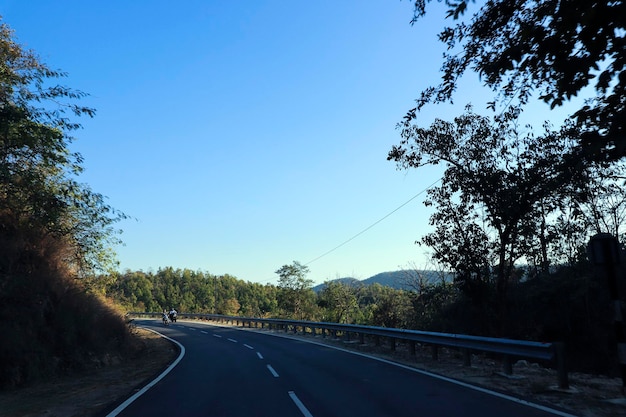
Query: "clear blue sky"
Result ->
[[0, 1, 571, 284]]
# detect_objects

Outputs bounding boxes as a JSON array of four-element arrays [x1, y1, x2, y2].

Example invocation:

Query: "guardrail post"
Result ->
[[375, 335, 380, 346], [462, 349, 471, 367], [503, 355, 513, 375], [390, 337, 396, 352], [359, 333, 365, 345], [554, 342, 569, 389], [409, 341, 416, 356], [431, 345, 439, 361]]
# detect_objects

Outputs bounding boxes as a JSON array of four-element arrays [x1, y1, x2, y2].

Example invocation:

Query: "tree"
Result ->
[[407, 0, 626, 163], [0, 20, 131, 387], [317, 281, 359, 323], [275, 261, 315, 319], [369, 285, 414, 329], [0, 20, 125, 277], [389, 105, 593, 332]]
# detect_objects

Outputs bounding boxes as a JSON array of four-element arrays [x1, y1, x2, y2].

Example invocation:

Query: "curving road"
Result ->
[[104, 320, 577, 417]]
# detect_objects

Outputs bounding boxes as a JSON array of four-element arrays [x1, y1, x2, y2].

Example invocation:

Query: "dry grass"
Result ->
[[0, 327, 177, 417]]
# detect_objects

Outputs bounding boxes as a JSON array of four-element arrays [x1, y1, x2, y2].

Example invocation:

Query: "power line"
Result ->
[[304, 177, 441, 266]]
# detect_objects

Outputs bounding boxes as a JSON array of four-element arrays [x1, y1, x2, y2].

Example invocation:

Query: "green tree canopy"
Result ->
[[0, 19, 125, 277], [275, 261, 315, 319]]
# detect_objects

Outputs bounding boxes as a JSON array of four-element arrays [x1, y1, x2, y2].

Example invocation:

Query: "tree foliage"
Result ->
[[317, 280, 359, 323], [275, 261, 316, 319], [0, 20, 125, 276], [389, 104, 626, 333], [0, 20, 131, 388], [408, 0, 626, 162], [105, 264, 617, 372]]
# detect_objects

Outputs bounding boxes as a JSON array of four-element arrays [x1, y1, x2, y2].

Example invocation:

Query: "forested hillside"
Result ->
[[105, 260, 615, 374]]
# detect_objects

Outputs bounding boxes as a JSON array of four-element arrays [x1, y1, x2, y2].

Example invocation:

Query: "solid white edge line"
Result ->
[[105, 327, 185, 417], [175, 320, 576, 417], [288, 391, 314, 417], [237, 328, 579, 417], [267, 364, 279, 377]]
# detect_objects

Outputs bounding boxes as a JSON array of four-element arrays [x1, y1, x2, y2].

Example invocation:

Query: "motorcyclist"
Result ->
[[169, 308, 177, 323]]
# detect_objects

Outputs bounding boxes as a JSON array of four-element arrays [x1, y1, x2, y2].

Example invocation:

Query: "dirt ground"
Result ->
[[1, 320, 625, 417], [0, 326, 178, 417]]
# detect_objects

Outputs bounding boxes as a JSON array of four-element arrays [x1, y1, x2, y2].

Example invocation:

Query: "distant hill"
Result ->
[[313, 270, 451, 292]]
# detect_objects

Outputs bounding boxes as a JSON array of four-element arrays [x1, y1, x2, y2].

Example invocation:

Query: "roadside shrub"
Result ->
[[0, 226, 134, 389]]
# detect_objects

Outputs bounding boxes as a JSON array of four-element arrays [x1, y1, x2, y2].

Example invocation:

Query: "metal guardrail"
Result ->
[[129, 312, 568, 389]]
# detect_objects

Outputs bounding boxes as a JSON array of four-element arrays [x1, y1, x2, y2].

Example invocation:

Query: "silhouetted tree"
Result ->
[[390, 105, 593, 332], [406, 0, 625, 163]]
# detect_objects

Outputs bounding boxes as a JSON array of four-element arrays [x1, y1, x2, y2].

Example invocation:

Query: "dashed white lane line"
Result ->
[[288, 391, 314, 417], [256, 352, 264, 359], [200, 331, 208, 334], [243, 344, 254, 350], [189, 328, 196, 331], [227, 338, 238, 343], [267, 365, 279, 377], [213, 334, 222, 338]]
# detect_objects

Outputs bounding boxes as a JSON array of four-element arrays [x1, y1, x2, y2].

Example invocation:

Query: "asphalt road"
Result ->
[[105, 319, 577, 417]]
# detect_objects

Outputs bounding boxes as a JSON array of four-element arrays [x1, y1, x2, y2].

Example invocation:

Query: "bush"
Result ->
[[0, 227, 134, 389]]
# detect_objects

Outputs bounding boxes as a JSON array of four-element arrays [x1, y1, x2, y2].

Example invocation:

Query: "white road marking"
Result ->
[[200, 331, 208, 334], [105, 328, 185, 417], [262, 334, 578, 417], [244, 344, 254, 350], [228, 338, 238, 343], [267, 364, 279, 377], [256, 352, 264, 359], [288, 391, 314, 417], [189, 328, 196, 331], [213, 334, 222, 338]]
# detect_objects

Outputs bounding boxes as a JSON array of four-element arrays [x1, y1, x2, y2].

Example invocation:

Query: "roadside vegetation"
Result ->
[[0, 21, 134, 389], [1, 1, 624, 391], [105, 260, 615, 375]]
